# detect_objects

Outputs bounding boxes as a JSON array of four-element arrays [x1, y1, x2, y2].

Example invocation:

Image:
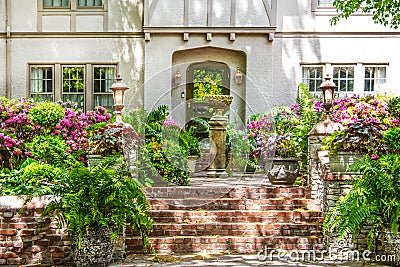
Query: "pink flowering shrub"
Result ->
[[330, 95, 395, 129], [0, 97, 111, 169]]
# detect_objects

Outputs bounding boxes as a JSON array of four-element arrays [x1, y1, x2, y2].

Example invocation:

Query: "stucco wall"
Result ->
[[8, 37, 144, 109], [10, 0, 37, 32], [144, 34, 276, 122], [0, 40, 5, 96]]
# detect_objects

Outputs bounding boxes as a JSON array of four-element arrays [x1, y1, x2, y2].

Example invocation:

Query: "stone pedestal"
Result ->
[[207, 117, 229, 177], [205, 95, 233, 178]]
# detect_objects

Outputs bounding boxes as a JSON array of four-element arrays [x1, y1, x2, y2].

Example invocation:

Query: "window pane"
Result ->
[[63, 94, 84, 109], [93, 66, 115, 110], [44, 0, 69, 7], [63, 67, 84, 93], [333, 66, 354, 97], [364, 66, 386, 93], [30, 66, 54, 100], [318, 0, 333, 6], [302, 66, 323, 94], [93, 67, 115, 93], [78, 0, 102, 6]]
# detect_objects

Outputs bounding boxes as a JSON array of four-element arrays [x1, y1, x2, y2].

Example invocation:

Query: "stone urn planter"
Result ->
[[382, 227, 400, 266], [329, 151, 362, 174], [70, 227, 115, 267], [266, 157, 300, 187]]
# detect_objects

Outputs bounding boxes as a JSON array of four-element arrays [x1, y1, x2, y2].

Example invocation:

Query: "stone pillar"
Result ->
[[205, 95, 233, 178], [307, 119, 343, 204]]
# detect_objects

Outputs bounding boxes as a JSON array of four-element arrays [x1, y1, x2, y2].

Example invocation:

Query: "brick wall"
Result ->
[[0, 196, 70, 265]]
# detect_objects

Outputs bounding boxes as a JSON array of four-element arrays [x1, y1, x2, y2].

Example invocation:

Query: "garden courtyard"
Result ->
[[1, 78, 400, 267]]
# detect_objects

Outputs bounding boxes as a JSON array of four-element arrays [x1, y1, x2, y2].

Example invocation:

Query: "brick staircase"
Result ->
[[126, 184, 324, 255]]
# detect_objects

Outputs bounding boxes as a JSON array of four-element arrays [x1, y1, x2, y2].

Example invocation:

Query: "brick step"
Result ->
[[126, 235, 323, 254], [149, 198, 320, 211], [150, 210, 324, 224], [149, 222, 322, 237], [146, 187, 312, 200]]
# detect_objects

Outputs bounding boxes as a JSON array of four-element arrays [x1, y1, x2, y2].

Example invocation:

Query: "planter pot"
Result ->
[[70, 227, 115, 267], [267, 157, 300, 187], [329, 152, 362, 174], [382, 228, 400, 266]]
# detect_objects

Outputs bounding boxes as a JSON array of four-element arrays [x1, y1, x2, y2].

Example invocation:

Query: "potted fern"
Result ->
[[45, 156, 153, 266]]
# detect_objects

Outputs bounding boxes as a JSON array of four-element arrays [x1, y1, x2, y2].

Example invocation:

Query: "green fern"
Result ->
[[324, 154, 400, 249]]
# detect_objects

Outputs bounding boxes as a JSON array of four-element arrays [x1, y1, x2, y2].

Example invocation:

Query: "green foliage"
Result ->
[[330, 0, 400, 29], [179, 126, 201, 157], [87, 124, 124, 156], [323, 121, 385, 155], [324, 154, 400, 248], [25, 135, 70, 166], [387, 96, 400, 117], [27, 102, 65, 131], [0, 158, 63, 196], [226, 124, 252, 172], [124, 106, 190, 186], [193, 69, 224, 102], [21, 162, 64, 186], [44, 155, 154, 250], [123, 108, 149, 135], [384, 127, 400, 153]]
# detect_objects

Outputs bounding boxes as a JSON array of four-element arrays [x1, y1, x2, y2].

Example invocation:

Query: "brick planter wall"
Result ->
[[0, 196, 70, 266]]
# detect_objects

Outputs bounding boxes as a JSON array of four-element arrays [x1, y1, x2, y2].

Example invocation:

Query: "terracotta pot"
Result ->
[[266, 157, 300, 187]]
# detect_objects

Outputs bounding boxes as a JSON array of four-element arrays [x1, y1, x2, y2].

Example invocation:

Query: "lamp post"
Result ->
[[110, 74, 129, 124], [319, 74, 337, 115]]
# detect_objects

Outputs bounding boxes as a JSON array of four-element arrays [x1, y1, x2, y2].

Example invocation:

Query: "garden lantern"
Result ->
[[319, 74, 337, 114], [175, 71, 182, 85], [110, 73, 129, 123], [234, 68, 243, 84]]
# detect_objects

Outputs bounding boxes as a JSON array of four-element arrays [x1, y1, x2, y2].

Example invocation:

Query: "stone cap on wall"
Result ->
[[309, 119, 344, 136]]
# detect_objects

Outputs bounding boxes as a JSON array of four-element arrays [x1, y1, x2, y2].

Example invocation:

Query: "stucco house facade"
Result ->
[[1, 0, 399, 129]]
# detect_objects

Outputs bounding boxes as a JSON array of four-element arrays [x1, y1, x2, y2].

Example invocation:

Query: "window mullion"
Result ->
[[86, 64, 93, 111], [54, 64, 62, 101]]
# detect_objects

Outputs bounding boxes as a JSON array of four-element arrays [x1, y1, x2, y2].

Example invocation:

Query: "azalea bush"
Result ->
[[323, 95, 400, 158], [0, 97, 111, 169]]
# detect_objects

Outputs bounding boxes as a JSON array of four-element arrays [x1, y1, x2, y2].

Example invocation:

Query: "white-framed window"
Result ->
[[29, 63, 116, 111], [93, 66, 115, 110], [302, 66, 324, 97], [333, 66, 355, 97], [364, 66, 387, 94], [62, 66, 85, 108], [318, 0, 333, 6], [43, 0, 103, 9], [43, 0, 69, 7], [30, 66, 54, 102]]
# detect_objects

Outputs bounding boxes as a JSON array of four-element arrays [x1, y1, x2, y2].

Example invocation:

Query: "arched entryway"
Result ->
[[186, 61, 230, 138], [171, 46, 247, 134]]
